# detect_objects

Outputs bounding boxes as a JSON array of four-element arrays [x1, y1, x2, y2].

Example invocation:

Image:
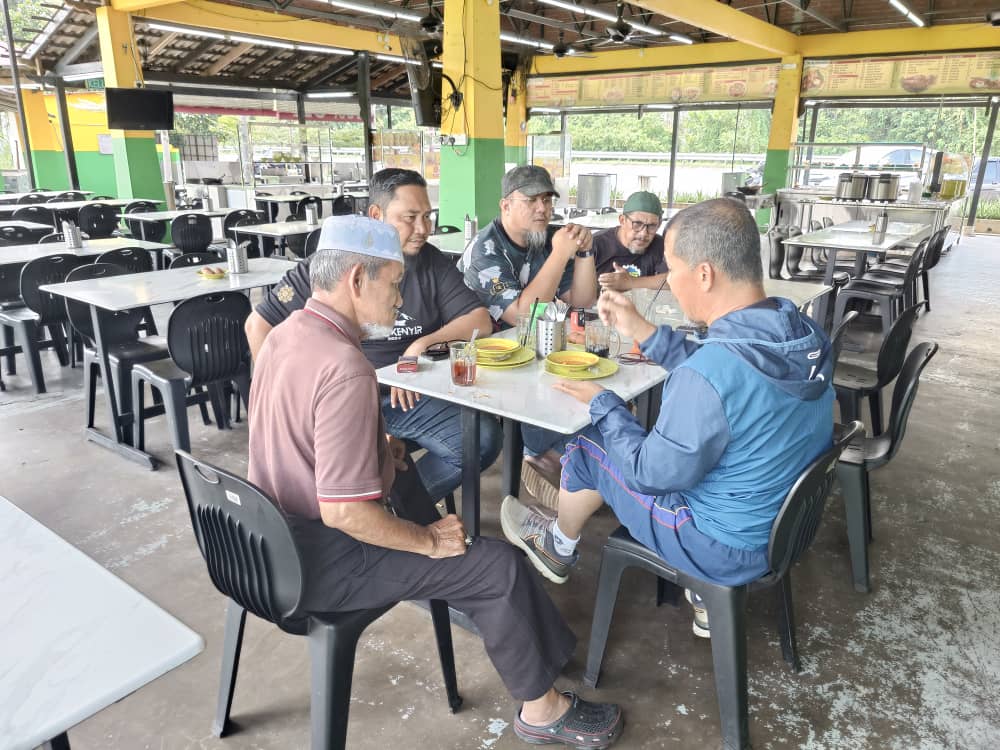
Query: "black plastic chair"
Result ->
[[583, 421, 863, 750], [832, 240, 927, 338], [829, 310, 860, 371], [131, 292, 252, 454], [13, 205, 55, 226], [293, 195, 323, 220], [175, 450, 463, 747], [0, 254, 87, 393], [0, 262, 26, 390], [822, 217, 834, 228], [867, 228, 946, 312], [51, 191, 87, 201], [330, 195, 356, 216], [123, 200, 165, 242], [170, 251, 224, 269], [16, 192, 46, 204], [78, 203, 119, 239], [836, 342, 938, 593], [0, 225, 35, 246], [302, 227, 322, 258], [223, 209, 261, 243], [834, 301, 924, 436], [96, 247, 155, 275], [170, 213, 214, 255], [38, 232, 65, 244], [434, 225, 461, 235], [229, 216, 266, 258], [63, 263, 171, 433]]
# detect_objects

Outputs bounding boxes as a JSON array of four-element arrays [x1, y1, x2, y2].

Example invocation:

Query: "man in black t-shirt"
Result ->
[[245, 169, 502, 502], [592, 191, 669, 292]]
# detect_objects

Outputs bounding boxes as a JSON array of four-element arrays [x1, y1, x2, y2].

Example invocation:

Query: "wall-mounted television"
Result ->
[[105, 87, 175, 130]]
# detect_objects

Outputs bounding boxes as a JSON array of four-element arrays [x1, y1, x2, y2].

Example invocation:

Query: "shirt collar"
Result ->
[[304, 298, 362, 347]]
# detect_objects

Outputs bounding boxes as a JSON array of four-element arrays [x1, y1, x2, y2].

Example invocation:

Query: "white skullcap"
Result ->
[[316, 214, 403, 262]]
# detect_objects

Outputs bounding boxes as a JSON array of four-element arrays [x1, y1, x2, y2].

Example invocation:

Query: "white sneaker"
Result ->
[[685, 589, 711, 638]]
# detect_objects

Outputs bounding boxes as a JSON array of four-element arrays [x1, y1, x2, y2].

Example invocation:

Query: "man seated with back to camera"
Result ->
[[248, 214, 624, 749], [244, 167, 502, 506], [459, 165, 598, 510], [501, 198, 836, 637]]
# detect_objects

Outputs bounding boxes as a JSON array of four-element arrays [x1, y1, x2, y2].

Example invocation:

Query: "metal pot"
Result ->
[[835, 172, 869, 200], [866, 173, 901, 202]]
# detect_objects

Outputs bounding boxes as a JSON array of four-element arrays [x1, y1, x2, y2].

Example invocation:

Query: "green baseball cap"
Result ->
[[622, 191, 663, 217]]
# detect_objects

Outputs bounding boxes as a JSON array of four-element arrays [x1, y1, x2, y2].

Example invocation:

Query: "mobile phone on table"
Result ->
[[424, 342, 450, 361], [396, 356, 419, 373]]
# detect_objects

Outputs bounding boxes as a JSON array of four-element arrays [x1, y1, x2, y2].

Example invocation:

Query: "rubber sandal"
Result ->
[[513, 691, 623, 748]]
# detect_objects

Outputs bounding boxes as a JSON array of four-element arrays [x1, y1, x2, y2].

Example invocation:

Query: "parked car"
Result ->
[[971, 157, 1000, 201], [807, 145, 926, 188]]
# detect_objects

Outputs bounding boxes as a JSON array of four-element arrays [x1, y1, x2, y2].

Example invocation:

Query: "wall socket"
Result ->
[[439, 134, 468, 147]]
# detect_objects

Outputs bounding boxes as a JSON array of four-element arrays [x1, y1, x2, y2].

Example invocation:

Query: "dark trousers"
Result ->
[[289, 459, 576, 701]]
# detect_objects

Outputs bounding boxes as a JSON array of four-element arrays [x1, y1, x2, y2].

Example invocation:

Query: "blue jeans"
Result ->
[[522, 425, 575, 458], [381, 394, 503, 501]]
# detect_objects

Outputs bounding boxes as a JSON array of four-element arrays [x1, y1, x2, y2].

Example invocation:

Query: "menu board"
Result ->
[[527, 62, 781, 108], [801, 51, 1000, 97]]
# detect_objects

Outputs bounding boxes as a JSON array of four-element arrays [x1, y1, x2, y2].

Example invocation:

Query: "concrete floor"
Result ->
[[2, 235, 999, 749]]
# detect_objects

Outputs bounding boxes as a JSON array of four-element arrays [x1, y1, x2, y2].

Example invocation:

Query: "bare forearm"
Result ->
[[410, 308, 491, 353], [321, 500, 432, 555], [245, 312, 273, 361], [500, 256, 571, 325], [564, 257, 598, 308], [629, 273, 669, 290]]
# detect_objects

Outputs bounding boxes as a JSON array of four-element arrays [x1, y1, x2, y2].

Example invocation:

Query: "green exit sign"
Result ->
[[85, 77, 105, 91]]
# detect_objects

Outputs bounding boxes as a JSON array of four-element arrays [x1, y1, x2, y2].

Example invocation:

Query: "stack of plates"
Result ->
[[544, 356, 619, 380], [477, 345, 535, 369]]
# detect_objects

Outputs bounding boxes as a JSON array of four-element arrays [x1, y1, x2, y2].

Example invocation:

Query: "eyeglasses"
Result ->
[[510, 195, 554, 208], [626, 216, 660, 234], [617, 352, 654, 365]]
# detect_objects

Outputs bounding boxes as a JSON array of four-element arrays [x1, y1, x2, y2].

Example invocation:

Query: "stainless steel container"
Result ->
[[304, 204, 319, 226], [226, 240, 248, 274], [62, 220, 83, 249], [872, 211, 889, 244], [866, 173, 901, 202], [576, 173, 614, 210], [535, 319, 566, 359], [835, 172, 869, 200]]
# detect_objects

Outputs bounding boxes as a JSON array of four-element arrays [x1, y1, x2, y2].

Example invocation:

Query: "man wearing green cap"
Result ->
[[593, 190, 669, 292]]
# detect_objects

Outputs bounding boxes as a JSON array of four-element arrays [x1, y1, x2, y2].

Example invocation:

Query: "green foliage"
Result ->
[[672, 189, 716, 204], [170, 113, 238, 150], [9, 0, 48, 45], [977, 200, 1000, 220], [814, 106, 989, 156]]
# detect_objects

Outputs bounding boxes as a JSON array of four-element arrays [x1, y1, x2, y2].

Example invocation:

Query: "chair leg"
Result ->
[[47, 323, 69, 367], [212, 601, 247, 738], [131, 376, 147, 452], [583, 547, 630, 688], [837, 461, 871, 593], [880, 300, 893, 337], [655, 578, 682, 607], [835, 390, 862, 427], [775, 576, 800, 672], [85, 359, 99, 429], [13, 320, 45, 394], [308, 621, 363, 750], [922, 272, 931, 312], [193, 386, 212, 425], [700, 585, 751, 750], [428, 599, 463, 712], [2, 324, 15, 374], [868, 391, 884, 437], [164, 380, 192, 452]]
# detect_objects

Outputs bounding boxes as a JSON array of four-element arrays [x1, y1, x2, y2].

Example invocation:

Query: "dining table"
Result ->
[[0, 237, 174, 270], [121, 208, 230, 244], [0, 189, 92, 205], [40, 257, 296, 469], [233, 219, 318, 256], [432, 231, 471, 256], [0, 495, 203, 750], [0, 198, 159, 225], [0, 218, 55, 233]]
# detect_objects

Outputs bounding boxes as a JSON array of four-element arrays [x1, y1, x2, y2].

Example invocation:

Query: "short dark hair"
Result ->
[[370, 168, 427, 211], [664, 198, 763, 284]]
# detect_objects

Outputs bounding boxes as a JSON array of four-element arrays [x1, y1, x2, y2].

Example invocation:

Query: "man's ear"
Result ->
[[368, 204, 381, 221], [698, 262, 715, 290], [346, 264, 365, 298]]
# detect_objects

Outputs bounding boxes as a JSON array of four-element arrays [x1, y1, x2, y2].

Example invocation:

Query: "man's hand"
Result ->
[[598, 262, 635, 292], [403, 340, 430, 358], [389, 386, 421, 412], [553, 379, 605, 404], [552, 223, 592, 262], [386, 434, 408, 472], [598, 289, 656, 344], [427, 514, 469, 558]]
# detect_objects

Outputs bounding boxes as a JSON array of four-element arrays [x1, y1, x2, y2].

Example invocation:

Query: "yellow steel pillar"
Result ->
[[505, 68, 528, 167], [19, 90, 69, 190], [761, 55, 802, 217], [439, 0, 504, 227], [96, 6, 166, 200]]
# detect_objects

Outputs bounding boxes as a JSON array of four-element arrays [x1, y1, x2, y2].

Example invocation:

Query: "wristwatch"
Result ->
[[575, 248, 595, 259]]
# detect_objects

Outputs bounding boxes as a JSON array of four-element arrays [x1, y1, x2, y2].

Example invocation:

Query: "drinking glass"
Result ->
[[516, 313, 535, 349], [449, 341, 477, 386], [585, 321, 620, 359]]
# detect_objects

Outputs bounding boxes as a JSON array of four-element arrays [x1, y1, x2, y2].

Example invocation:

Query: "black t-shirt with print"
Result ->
[[592, 227, 667, 278], [255, 242, 483, 369]]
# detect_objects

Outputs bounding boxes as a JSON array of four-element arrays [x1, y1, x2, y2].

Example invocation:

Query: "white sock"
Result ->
[[551, 521, 580, 557]]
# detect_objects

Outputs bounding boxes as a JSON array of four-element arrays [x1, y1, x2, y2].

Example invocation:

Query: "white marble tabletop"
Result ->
[[782, 228, 911, 253], [0, 190, 91, 203], [376, 329, 667, 435], [0, 497, 203, 750], [0, 198, 156, 216], [833, 220, 930, 236], [122, 208, 230, 222], [253, 194, 338, 204], [40, 257, 295, 311], [234, 220, 318, 238], [432, 232, 471, 256], [0, 237, 174, 267], [0, 219, 53, 231]]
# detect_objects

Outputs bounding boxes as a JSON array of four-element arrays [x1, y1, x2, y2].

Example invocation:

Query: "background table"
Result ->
[[0, 496, 203, 750], [0, 190, 91, 205], [433, 232, 470, 256], [0, 199, 158, 223], [234, 220, 318, 256], [0, 219, 54, 232], [0, 237, 173, 270]]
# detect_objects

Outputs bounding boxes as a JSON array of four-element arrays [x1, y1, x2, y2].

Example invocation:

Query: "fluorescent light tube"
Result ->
[[307, 91, 355, 99], [147, 23, 226, 40], [229, 35, 295, 49], [534, 0, 663, 35], [906, 11, 925, 26], [328, 0, 421, 23], [888, 0, 908, 12], [669, 33, 694, 44], [297, 44, 353, 55]]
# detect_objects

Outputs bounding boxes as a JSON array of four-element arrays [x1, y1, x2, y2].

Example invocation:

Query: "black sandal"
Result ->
[[513, 691, 623, 748]]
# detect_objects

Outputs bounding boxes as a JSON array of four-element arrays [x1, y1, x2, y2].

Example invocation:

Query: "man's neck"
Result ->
[[499, 217, 527, 248], [703, 283, 768, 327], [311, 289, 359, 329]]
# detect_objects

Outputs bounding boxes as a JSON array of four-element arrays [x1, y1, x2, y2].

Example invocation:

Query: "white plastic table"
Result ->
[[0, 497, 203, 750], [0, 218, 53, 232], [432, 232, 470, 256], [0, 198, 159, 224], [234, 220, 318, 256], [0, 237, 172, 268], [0, 189, 91, 205]]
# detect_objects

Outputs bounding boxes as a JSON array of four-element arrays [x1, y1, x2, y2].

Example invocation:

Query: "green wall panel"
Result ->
[[74, 152, 119, 199], [504, 145, 527, 166], [111, 136, 167, 201], [439, 137, 504, 228], [30, 150, 70, 191]]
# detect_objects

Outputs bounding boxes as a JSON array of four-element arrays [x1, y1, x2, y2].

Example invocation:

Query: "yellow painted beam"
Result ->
[[798, 23, 1000, 58], [531, 40, 774, 75], [634, 0, 797, 55], [768, 56, 802, 152], [136, 0, 402, 56], [96, 6, 141, 90], [110, 0, 182, 12]]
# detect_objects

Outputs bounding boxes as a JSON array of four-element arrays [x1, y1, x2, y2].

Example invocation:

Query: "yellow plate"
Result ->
[[475, 337, 521, 361], [546, 350, 600, 371], [478, 346, 535, 369], [544, 357, 619, 380]]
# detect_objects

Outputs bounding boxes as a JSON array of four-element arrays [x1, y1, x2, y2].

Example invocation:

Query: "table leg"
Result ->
[[43, 732, 70, 750], [501, 417, 524, 498], [461, 406, 481, 537], [85, 304, 156, 469]]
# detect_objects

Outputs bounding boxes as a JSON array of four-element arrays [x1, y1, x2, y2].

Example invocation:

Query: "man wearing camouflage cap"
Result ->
[[593, 190, 669, 292]]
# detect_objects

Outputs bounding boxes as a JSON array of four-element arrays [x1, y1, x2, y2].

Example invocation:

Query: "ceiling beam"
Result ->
[[301, 55, 358, 90], [54, 26, 98, 72], [371, 65, 407, 89], [143, 71, 298, 93], [531, 39, 775, 75], [110, 0, 183, 11], [779, 0, 845, 32], [172, 37, 218, 72], [204, 42, 253, 76], [632, 0, 799, 55], [798, 23, 1000, 57], [135, 0, 404, 56], [146, 31, 178, 59]]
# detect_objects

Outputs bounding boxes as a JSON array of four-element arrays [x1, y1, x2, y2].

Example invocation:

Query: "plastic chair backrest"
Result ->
[[170, 213, 213, 253], [96, 247, 154, 275], [230, 216, 263, 256], [170, 251, 224, 268], [767, 420, 864, 575], [0, 262, 24, 304], [303, 228, 322, 257], [63, 263, 148, 346], [167, 292, 252, 387], [294, 195, 323, 220], [435, 225, 461, 235], [223, 209, 261, 234], [874, 300, 926, 388], [0, 225, 31, 246], [809, 219, 823, 232], [78, 203, 118, 239], [38, 232, 65, 243], [175, 450, 305, 628], [19, 254, 87, 325], [897, 238, 928, 290], [13, 205, 53, 225], [822, 217, 834, 228], [922, 228, 947, 273], [766, 227, 788, 280], [17, 193, 45, 204], [331, 195, 355, 216], [124, 201, 164, 241], [883, 342, 938, 460], [830, 310, 859, 369]]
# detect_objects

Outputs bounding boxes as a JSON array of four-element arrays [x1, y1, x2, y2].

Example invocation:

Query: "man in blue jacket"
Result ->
[[502, 198, 834, 637]]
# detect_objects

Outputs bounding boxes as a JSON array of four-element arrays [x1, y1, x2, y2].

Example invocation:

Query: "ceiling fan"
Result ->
[[419, 0, 441, 34], [551, 31, 595, 58], [605, 3, 634, 44]]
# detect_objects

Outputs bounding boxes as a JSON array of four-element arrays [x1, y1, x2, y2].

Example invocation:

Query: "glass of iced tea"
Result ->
[[449, 341, 477, 386], [585, 321, 619, 359]]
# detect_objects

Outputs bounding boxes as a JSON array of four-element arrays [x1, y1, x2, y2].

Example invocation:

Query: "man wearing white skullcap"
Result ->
[[249, 214, 624, 748]]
